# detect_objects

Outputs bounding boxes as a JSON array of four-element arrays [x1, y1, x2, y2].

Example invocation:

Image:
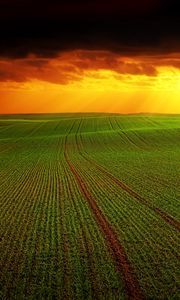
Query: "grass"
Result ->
[[0, 113, 179, 299]]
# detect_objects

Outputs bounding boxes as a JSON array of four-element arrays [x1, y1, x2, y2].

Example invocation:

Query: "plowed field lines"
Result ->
[[76, 130, 179, 232], [64, 137, 144, 300]]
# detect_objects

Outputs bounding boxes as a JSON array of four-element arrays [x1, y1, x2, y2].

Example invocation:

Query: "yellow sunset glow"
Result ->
[[0, 54, 180, 114]]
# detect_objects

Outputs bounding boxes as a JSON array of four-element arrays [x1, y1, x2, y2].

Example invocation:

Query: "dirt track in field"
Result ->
[[64, 141, 144, 300], [75, 126, 179, 232], [82, 156, 180, 232], [63, 164, 101, 300]]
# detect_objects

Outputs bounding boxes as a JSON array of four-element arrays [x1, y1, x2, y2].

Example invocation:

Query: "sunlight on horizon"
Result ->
[[0, 65, 180, 114]]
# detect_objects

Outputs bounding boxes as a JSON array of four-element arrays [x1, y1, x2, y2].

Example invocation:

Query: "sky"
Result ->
[[0, 0, 180, 114]]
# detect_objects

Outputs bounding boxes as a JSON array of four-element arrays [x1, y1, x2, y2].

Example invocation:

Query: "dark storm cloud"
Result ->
[[0, 51, 158, 84], [0, 0, 179, 58]]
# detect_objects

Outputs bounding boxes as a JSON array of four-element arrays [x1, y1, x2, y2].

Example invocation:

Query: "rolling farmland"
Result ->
[[0, 113, 179, 299]]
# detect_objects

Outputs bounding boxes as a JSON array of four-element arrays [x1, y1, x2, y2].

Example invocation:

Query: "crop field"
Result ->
[[0, 113, 179, 299]]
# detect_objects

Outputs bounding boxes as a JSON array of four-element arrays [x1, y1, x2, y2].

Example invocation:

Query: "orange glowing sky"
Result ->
[[0, 50, 180, 114]]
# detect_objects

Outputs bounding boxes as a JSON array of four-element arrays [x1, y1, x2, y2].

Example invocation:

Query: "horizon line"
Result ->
[[0, 112, 180, 116]]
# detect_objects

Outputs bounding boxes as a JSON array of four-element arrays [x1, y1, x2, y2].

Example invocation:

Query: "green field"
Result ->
[[0, 113, 179, 299]]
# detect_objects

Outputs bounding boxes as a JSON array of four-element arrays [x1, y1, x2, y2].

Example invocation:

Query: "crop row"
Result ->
[[0, 114, 179, 299], [63, 117, 179, 298]]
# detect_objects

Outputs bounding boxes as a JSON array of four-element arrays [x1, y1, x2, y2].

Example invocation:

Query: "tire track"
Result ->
[[76, 130, 180, 232], [113, 117, 148, 149], [64, 136, 144, 300], [75, 118, 179, 232], [108, 117, 139, 150], [63, 163, 102, 300], [84, 156, 180, 232]]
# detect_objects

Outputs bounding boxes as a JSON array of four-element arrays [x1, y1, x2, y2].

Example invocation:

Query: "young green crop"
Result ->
[[0, 113, 179, 299]]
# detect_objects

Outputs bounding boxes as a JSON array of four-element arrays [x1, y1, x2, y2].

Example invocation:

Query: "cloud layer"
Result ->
[[0, 51, 180, 84], [0, 0, 179, 58]]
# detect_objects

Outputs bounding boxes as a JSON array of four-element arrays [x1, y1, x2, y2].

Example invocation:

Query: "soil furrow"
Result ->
[[74, 120, 180, 232], [64, 141, 144, 300], [83, 155, 180, 232]]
